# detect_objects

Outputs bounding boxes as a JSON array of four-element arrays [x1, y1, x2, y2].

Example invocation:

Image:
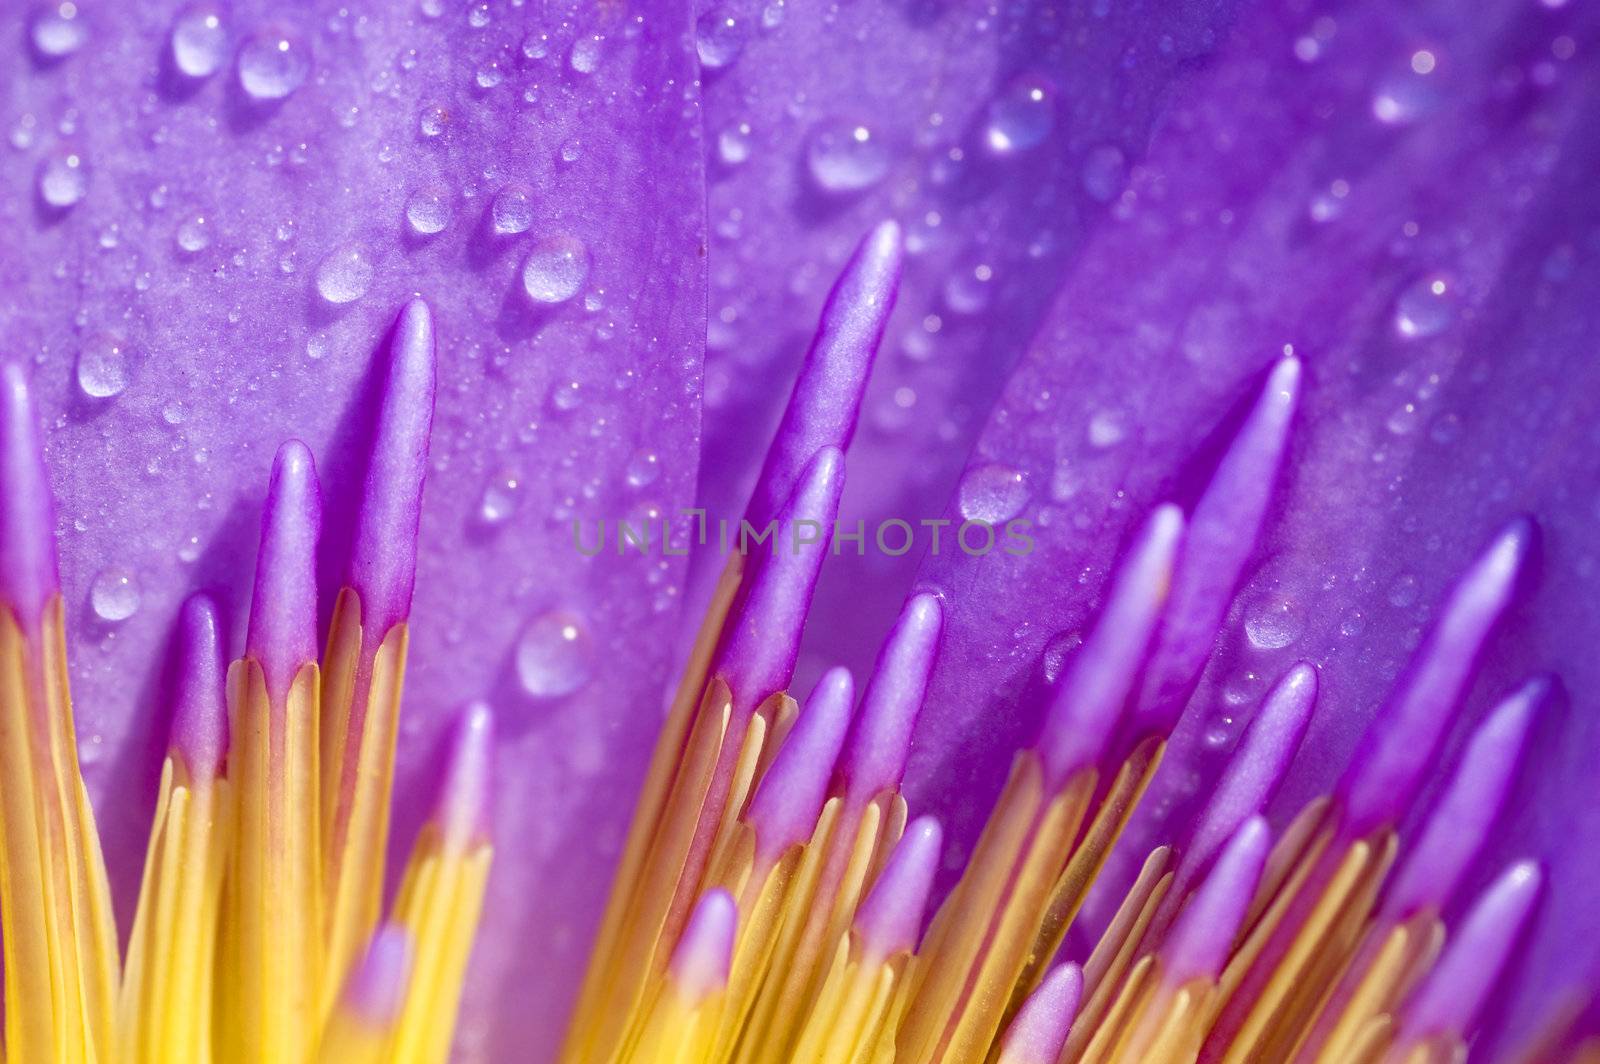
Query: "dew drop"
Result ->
[[516, 609, 594, 697], [717, 122, 752, 166], [476, 472, 521, 526], [1338, 607, 1365, 637], [491, 183, 535, 235], [176, 212, 213, 252], [238, 25, 309, 100], [305, 333, 329, 360], [521, 235, 589, 304], [625, 449, 660, 488], [1393, 273, 1455, 340], [1080, 144, 1126, 203], [569, 35, 600, 74], [76, 333, 129, 399], [696, 8, 746, 70], [170, 3, 226, 78], [806, 119, 890, 194], [418, 104, 449, 138], [984, 75, 1055, 155], [90, 567, 141, 622], [1242, 591, 1305, 650], [943, 260, 995, 315], [405, 185, 451, 235], [1087, 409, 1126, 448], [957, 463, 1029, 524], [315, 245, 374, 305], [37, 149, 87, 209], [1387, 572, 1419, 608], [30, 2, 87, 59]]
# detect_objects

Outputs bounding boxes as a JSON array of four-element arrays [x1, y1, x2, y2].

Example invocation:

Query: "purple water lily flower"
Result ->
[[2, 0, 1598, 1061]]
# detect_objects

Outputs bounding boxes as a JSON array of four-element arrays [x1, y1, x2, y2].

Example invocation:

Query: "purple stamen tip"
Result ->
[[1161, 816, 1270, 988], [1382, 675, 1549, 921], [349, 299, 437, 639], [745, 221, 903, 528], [999, 963, 1084, 1064], [436, 701, 495, 852], [0, 363, 60, 624], [1339, 517, 1537, 837], [340, 924, 413, 1026], [1133, 356, 1301, 736], [1398, 860, 1543, 1044], [1177, 662, 1317, 893], [245, 440, 323, 703], [745, 666, 855, 863], [672, 889, 737, 1003], [170, 595, 229, 779], [1037, 505, 1185, 789], [714, 447, 847, 712], [853, 816, 942, 962], [836, 592, 944, 801]]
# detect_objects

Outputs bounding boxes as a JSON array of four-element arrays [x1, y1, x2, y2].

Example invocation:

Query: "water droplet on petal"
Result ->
[[521, 235, 589, 304], [1088, 409, 1126, 448], [37, 149, 87, 209], [717, 122, 752, 165], [491, 183, 535, 235], [568, 35, 600, 74], [405, 185, 451, 235], [1080, 144, 1126, 202], [31, 2, 87, 60], [1393, 273, 1455, 339], [170, 3, 226, 78], [625, 449, 660, 488], [984, 75, 1055, 155], [477, 472, 521, 526], [696, 8, 746, 70], [315, 244, 373, 305], [176, 212, 213, 252], [943, 259, 995, 315], [90, 567, 141, 622], [806, 118, 890, 194], [418, 104, 449, 138], [237, 25, 310, 101], [516, 609, 594, 697], [958, 463, 1029, 523], [1387, 573, 1419, 608], [76, 333, 129, 399], [1243, 591, 1305, 649]]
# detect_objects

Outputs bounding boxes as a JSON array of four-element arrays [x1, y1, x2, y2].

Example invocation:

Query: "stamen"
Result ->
[[121, 594, 231, 1064], [1338, 517, 1536, 836], [1160, 817, 1271, 989], [852, 816, 942, 963], [745, 667, 855, 866], [317, 926, 413, 1064], [1175, 662, 1317, 900], [1381, 676, 1548, 920], [836, 592, 944, 803], [1394, 861, 1543, 1053], [1133, 356, 1302, 737], [1037, 504, 1185, 788], [225, 439, 326, 1064], [244, 439, 323, 703], [745, 220, 903, 528], [673, 889, 739, 1004], [0, 362, 59, 624], [384, 703, 496, 1064], [998, 963, 1084, 1064]]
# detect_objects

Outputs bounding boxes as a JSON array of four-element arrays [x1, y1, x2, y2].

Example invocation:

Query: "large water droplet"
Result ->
[[568, 35, 600, 74], [696, 8, 747, 70], [76, 334, 129, 399], [30, 2, 87, 59], [717, 122, 752, 166], [237, 25, 310, 101], [37, 149, 87, 209], [958, 463, 1029, 523], [418, 104, 449, 138], [176, 212, 213, 252], [315, 245, 373, 305], [476, 472, 521, 526], [516, 609, 594, 697], [405, 186, 451, 235], [170, 3, 226, 78], [491, 183, 535, 235], [90, 567, 141, 622], [521, 235, 589, 304], [984, 75, 1055, 155], [806, 119, 890, 194], [1242, 590, 1305, 650], [1393, 273, 1455, 340]]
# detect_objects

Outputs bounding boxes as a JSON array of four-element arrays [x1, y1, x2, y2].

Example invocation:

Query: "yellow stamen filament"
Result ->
[[319, 590, 410, 1006], [0, 599, 120, 1063], [120, 755, 229, 1064], [791, 935, 910, 1064], [221, 660, 323, 1064]]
